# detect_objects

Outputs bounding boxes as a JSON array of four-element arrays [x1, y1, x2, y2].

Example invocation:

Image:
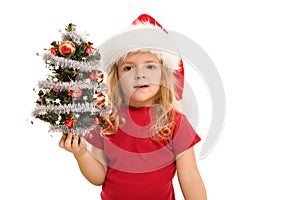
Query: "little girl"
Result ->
[[59, 14, 207, 200]]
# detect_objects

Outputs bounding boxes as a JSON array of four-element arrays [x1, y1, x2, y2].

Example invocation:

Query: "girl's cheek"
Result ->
[[150, 72, 162, 85], [119, 77, 134, 94]]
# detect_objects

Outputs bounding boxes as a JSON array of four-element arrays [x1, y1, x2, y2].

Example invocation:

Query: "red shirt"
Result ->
[[84, 106, 200, 200]]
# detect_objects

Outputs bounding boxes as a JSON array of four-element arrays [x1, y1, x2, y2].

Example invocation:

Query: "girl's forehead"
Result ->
[[119, 51, 160, 65]]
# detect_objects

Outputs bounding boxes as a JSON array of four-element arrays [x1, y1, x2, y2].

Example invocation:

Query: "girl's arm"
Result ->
[[59, 133, 107, 186], [176, 147, 207, 200]]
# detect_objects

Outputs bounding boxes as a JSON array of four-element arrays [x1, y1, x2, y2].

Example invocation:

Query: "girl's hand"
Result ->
[[59, 133, 87, 159]]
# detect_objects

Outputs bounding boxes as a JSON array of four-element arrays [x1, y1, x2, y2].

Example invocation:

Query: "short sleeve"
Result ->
[[172, 113, 201, 155], [83, 127, 104, 149]]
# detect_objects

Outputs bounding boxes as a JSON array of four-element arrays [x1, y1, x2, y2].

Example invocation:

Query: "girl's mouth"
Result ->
[[133, 85, 148, 89]]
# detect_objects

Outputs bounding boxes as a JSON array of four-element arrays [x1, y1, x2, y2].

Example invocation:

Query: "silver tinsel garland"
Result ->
[[43, 52, 103, 72], [33, 102, 111, 117], [33, 101, 111, 136], [61, 30, 86, 45], [37, 78, 109, 92], [49, 125, 97, 135]]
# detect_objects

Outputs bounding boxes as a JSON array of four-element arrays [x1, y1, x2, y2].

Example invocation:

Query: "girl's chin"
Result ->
[[127, 100, 155, 108]]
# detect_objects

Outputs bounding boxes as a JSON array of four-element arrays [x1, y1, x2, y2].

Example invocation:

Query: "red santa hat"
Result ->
[[98, 14, 184, 100]]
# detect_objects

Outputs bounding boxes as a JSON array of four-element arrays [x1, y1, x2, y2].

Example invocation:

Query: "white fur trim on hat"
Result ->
[[98, 28, 181, 74]]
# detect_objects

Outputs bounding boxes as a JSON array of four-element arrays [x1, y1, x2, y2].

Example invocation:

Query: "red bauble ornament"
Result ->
[[74, 89, 83, 98], [65, 118, 75, 128], [88, 71, 96, 80], [95, 70, 104, 82], [59, 41, 76, 56], [94, 93, 105, 106], [68, 90, 73, 96], [85, 46, 96, 55], [85, 42, 96, 55], [53, 87, 59, 93], [50, 47, 57, 56], [93, 117, 101, 126]]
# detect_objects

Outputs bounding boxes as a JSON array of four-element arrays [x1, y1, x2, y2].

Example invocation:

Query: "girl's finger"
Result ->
[[58, 133, 67, 148], [64, 133, 73, 149], [72, 134, 79, 150]]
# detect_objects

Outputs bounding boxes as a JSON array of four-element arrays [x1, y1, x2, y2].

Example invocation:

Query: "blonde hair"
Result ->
[[103, 51, 178, 140]]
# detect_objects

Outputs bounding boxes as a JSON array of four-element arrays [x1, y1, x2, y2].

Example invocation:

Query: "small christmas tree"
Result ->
[[32, 23, 110, 136]]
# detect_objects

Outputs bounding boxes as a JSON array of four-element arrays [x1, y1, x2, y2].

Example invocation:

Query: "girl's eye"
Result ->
[[146, 64, 158, 70], [123, 66, 133, 71]]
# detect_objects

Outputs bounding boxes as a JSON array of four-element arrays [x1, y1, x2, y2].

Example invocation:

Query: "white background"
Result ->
[[1, 0, 299, 199]]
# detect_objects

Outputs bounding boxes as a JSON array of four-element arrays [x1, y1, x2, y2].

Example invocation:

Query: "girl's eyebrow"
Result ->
[[143, 60, 160, 64], [120, 60, 160, 66], [119, 61, 135, 66]]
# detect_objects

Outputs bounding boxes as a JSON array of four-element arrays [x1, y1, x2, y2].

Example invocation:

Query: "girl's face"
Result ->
[[117, 52, 162, 107]]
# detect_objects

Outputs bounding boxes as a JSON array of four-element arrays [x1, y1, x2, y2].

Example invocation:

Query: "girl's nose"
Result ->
[[134, 66, 146, 79]]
